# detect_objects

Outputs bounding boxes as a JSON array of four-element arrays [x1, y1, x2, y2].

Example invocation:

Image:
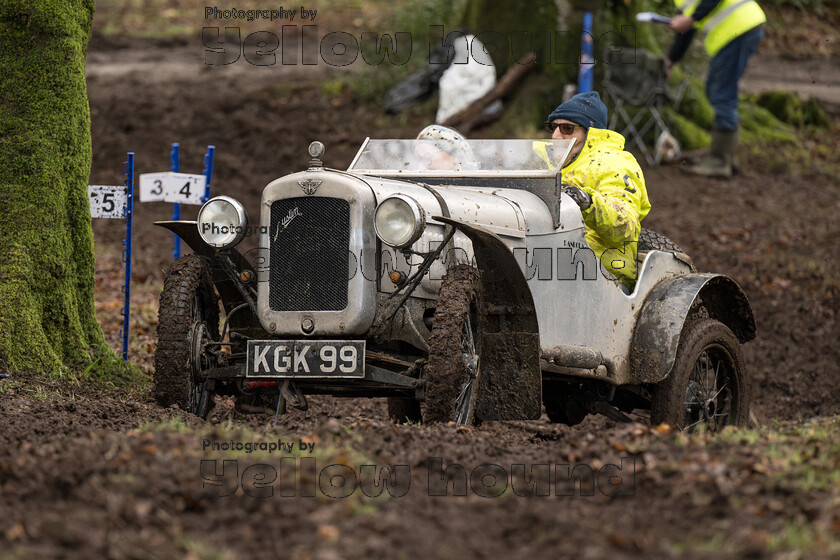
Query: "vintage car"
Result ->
[[154, 138, 755, 430]]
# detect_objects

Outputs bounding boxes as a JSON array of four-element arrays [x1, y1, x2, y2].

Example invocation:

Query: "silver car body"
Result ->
[[253, 138, 692, 386]]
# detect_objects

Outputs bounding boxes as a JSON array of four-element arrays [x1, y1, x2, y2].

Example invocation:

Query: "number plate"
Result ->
[[246, 340, 365, 378]]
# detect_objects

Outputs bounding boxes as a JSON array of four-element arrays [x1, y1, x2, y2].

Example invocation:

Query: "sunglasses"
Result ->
[[544, 122, 583, 135]]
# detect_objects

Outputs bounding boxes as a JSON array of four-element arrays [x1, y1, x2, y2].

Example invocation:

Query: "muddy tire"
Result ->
[[424, 265, 483, 426], [651, 318, 750, 430], [637, 229, 694, 270], [387, 397, 422, 424], [543, 382, 588, 426], [638, 229, 685, 254], [154, 254, 220, 419]]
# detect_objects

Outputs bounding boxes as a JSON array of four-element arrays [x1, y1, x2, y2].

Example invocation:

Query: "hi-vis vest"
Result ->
[[675, 0, 766, 56]]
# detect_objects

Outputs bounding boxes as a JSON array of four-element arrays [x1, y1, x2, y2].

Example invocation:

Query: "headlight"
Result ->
[[197, 196, 248, 249], [374, 195, 426, 248]]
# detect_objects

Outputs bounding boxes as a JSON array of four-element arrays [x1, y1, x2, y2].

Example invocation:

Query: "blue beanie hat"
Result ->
[[546, 91, 608, 130]]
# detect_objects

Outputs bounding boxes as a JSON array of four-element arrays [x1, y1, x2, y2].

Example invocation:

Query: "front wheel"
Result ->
[[424, 265, 484, 426], [651, 318, 749, 430], [154, 254, 220, 418]]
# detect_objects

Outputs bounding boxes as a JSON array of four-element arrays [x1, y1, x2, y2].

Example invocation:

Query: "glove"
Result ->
[[561, 183, 592, 211]]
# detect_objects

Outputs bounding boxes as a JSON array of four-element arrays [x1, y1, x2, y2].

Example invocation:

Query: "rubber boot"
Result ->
[[685, 128, 737, 178], [731, 127, 741, 174]]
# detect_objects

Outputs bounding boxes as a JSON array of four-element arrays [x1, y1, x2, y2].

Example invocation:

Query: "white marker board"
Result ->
[[88, 185, 128, 219], [139, 172, 207, 205]]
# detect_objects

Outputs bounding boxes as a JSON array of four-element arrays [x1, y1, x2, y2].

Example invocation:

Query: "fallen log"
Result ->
[[441, 52, 536, 131]]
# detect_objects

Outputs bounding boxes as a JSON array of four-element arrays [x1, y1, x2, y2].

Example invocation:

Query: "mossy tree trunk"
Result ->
[[0, 0, 109, 375], [461, 0, 561, 76], [461, 0, 651, 88], [460, 0, 671, 126]]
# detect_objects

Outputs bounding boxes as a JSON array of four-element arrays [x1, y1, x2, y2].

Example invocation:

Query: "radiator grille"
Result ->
[[269, 197, 350, 311]]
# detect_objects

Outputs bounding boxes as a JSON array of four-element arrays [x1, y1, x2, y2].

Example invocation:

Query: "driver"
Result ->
[[414, 125, 477, 171], [544, 92, 651, 290]]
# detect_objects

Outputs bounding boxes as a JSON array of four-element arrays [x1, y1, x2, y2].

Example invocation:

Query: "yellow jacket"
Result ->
[[674, 0, 766, 57], [561, 128, 651, 289]]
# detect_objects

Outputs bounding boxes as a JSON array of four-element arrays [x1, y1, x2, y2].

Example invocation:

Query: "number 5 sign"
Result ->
[[88, 185, 128, 218], [88, 153, 135, 361], [139, 172, 207, 205]]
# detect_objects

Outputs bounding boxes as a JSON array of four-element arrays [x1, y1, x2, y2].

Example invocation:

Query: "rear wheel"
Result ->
[[543, 382, 588, 426], [424, 265, 483, 426], [637, 228, 694, 270], [651, 318, 749, 430], [154, 255, 220, 419]]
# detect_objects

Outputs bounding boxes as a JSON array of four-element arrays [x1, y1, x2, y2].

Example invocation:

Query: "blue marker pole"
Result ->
[[578, 12, 594, 94], [202, 145, 215, 202], [120, 152, 135, 361], [170, 143, 181, 259]]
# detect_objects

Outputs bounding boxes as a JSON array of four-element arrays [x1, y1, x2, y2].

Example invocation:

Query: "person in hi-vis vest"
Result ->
[[666, 0, 766, 178]]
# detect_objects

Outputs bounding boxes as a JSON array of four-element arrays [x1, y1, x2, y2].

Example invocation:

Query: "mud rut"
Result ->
[[1, 36, 838, 559]]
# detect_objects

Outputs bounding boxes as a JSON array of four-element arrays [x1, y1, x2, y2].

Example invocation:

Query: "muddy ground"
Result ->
[[2, 20, 840, 560]]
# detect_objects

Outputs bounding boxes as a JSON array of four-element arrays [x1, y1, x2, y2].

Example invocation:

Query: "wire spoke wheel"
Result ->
[[682, 347, 734, 431], [154, 255, 220, 419], [188, 319, 214, 416], [652, 318, 749, 431], [424, 265, 483, 426], [454, 314, 480, 426]]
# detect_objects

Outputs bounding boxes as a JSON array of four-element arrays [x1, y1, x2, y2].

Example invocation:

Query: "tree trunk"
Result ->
[[0, 0, 108, 374], [461, 0, 795, 150], [461, 0, 561, 77], [441, 54, 537, 130]]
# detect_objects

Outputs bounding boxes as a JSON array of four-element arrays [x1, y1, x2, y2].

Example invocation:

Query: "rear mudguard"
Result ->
[[631, 273, 756, 384], [155, 221, 255, 321], [434, 216, 542, 421]]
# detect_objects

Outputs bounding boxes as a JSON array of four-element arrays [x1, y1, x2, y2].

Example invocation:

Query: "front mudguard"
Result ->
[[155, 220, 255, 322], [155, 220, 245, 262], [631, 273, 756, 384], [434, 217, 542, 421]]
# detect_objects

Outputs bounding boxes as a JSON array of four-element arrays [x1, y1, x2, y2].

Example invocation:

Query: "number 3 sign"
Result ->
[[139, 172, 207, 205]]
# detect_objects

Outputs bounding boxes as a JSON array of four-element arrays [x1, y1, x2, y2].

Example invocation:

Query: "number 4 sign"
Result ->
[[139, 172, 207, 205]]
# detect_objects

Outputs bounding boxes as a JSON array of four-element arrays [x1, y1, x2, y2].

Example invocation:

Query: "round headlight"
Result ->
[[197, 196, 248, 249], [374, 195, 425, 248]]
